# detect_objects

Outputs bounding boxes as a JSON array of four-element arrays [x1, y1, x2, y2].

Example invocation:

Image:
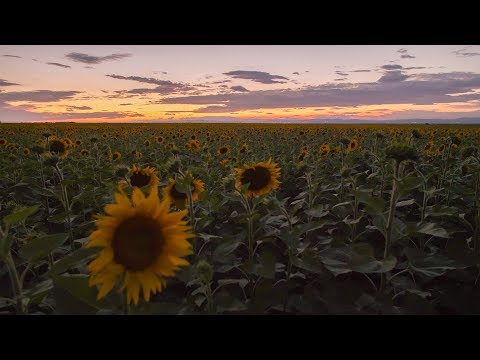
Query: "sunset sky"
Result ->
[[1, 45, 480, 122]]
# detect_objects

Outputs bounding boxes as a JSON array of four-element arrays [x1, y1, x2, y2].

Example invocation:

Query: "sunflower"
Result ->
[[85, 186, 193, 305], [297, 149, 308, 162], [218, 146, 230, 156], [347, 139, 359, 153], [423, 141, 434, 154], [163, 178, 205, 209], [185, 139, 201, 151], [0, 139, 7, 146], [156, 136, 164, 144], [75, 139, 83, 147], [451, 143, 458, 152], [235, 159, 281, 197], [80, 149, 90, 156], [144, 139, 150, 147], [239, 144, 249, 154], [112, 151, 122, 161], [63, 138, 73, 147], [320, 143, 331, 157], [129, 165, 159, 188], [49, 139, 70, 158], [22, 148, 30, 157]]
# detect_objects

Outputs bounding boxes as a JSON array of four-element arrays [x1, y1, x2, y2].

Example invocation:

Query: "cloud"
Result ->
[[335, 71, 349, 76], [32, 59, 38, 62], [0, 90, 80, 103], [66, 105, 92, 110], [157, 71, 480, 112], [292, 72, 300, 75], [119, 103, 133, 106], [65, 52, 132, 64], [381, 64, 403, 70], [351, 69, 371, 73], [46, 62, 71, 69], [106, 74, 196, 94], [334, 78, 347, 81], [230, 85, 249, 92], [397, 48, 408, 54], [84, 66, 94, 69], [453, 47, 480, 57], [223, 70, 289, 84], [404, 66, 426, 70], [401, 54, 416, 59], [0, 79, 20, 87], [3, 54, 21, 58], [378, 71, 409, 82]]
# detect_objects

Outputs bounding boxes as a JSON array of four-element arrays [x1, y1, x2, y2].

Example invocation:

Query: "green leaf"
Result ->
[[48, 247, 100, 276], [20, 233, 69, 261], [53, 274, 108, 312], [398, 176, 422, 194], [3, 205, 40, 226], [0, 234, 14, 261], [356, 191, 385, 215], [256, 251, 277, 279], [291, 249, 324, 274], [404, 248, 463, 277], [23, 279, 53, 306], [396, 199, 416, 208], [217, 279, 249, 289], [414, 222, 449, 239], [319, 245, 396, 276]]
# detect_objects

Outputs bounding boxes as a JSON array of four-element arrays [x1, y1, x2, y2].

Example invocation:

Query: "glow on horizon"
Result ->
[[1, 45, 480, 122]]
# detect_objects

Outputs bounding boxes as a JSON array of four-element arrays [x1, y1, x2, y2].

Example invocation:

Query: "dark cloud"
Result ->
[[46, 62, 71, 69], [292, 72, 300, 75], [211, 80, 231, 84], [0, 79, 20, 87], [66, 105, 92, 110], [65, 52, 132, 64], [3, 54, 21, 58], [119, 103, 133, 106], [351, 69, 371, 73], [157, 71, 480, 112], [401, 54, 416, 59], [404, 66, 426, 70], [223, 70, 289, 84], [397, 48, 408, 54], [84, 66, 94, 69], [334, 78, 347, 81], [381, 64, 403, 70], [106, 74, 175, 86], [0, 90, 80, 103], [230, 85, 249, 92], [453, 47, 480, 57], [32, 59, 38, 62], [335, 71, 349, 76], [378, 71, 409, 82]]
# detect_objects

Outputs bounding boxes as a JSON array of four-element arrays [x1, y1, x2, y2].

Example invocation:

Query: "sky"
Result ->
[[1, 45, 480, 122]]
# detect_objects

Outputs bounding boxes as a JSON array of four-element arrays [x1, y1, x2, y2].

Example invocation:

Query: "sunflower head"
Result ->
[[347, 139, 359, 153], [385, 143, 418, 163], [156, 136, 164, 144], [22, 148, 30, 157], [235, 159, 281, 197], [80, 149, 90, 156], [239, 144, 249, 154], [112, 151, 121, 161], [320, 143, 331, 157], [163, 177, 205, 209], [218, 146, 230, 156], [129, 165, 159, 189], [185, 139, 201, 151], [86, 186, 193, 305], [423, 141, 434, 154], [31, 145, 45, 155], [75, 139, 82, 147], [49, 139, 70, 158], [0, 138, 7, 146]]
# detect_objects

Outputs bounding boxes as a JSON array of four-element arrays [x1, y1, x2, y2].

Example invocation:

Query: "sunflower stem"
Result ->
[[55, 164, 75, 252], [5, 251, 26, 315]]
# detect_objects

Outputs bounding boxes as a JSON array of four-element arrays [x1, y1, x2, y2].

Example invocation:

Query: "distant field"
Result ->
[[1, 123, 480, 314]]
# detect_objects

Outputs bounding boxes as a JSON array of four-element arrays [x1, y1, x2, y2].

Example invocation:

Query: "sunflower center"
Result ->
[[130, 172, 151, 188], [112, 216, 164, 271], [241, 166, 271, 191], [50, 140, 66, 154]]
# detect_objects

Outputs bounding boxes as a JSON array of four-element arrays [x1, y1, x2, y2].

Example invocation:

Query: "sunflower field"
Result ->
[[1, 123, 480, 315]]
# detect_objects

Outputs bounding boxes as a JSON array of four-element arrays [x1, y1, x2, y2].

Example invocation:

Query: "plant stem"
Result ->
[[384, 160, 400, 260], [5, 252, 26, 314]]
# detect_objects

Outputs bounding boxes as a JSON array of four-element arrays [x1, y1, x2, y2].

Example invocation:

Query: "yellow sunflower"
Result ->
[[320, 143, 331, 157], [112, 151, 122, 161], [218, 146, 230, 156], [156, 136, 164, 144], [129, 165, 159, 188], [185, 139, 201, 151], [163, 178, 205, 209], [423, 141, 434, 154], [80, 149, 90, 156], [235, 159, 281, 197], [0, 138, 7, 146], [49, 138, 70, 158], [347, 139, 359, 153], [85, 186, 193, 305], [22, 148, 30, 157]]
